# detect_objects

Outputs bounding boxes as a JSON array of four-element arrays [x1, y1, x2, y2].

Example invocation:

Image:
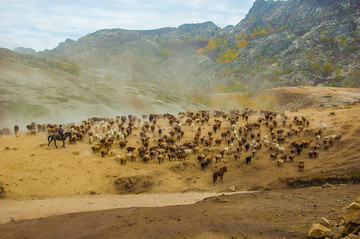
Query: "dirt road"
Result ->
[[0, 191, 253, 225]]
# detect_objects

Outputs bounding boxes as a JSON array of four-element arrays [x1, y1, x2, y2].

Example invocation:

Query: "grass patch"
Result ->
[[0, 88, 15, 95], [44, 96, 69, 103], [5, 100, 50, 117], [68, 95, 97, 104]]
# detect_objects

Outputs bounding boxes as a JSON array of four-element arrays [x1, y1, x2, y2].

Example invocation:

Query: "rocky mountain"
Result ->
[[219, 0, 360, 89], [13, 47, 36, 55], [35, 0, 360, 94]]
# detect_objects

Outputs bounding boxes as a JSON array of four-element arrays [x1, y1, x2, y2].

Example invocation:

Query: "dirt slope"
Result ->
[[265, 86, 360, 110], [1, 88, 360, 238], [1, 104, 360, 199]]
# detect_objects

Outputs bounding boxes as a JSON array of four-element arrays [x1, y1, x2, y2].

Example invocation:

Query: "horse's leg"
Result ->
[[213, 175, 217, 185], [48, 139, 52, 147], [54, 140, 58, 149], [62, 140, 66, 148]]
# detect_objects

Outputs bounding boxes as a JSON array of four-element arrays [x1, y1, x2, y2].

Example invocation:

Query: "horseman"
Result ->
[[58, 125, 65, 139]]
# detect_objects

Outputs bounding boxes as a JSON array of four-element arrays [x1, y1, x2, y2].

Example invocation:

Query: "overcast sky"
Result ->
[[0, 0, 255, 51]]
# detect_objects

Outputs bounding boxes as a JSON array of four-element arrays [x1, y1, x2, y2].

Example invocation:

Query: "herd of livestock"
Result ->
[[3, 108, 342, 183]]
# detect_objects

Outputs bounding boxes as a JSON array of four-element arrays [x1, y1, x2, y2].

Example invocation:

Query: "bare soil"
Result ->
[[0, 185, 358, 239]]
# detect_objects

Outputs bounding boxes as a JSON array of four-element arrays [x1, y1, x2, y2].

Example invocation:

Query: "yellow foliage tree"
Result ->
[[217, 48, 238, 63], [206, 38, 217, 51], [216, 84, 227, 93], [234, 39, 249, 50], [260, 27, 268, 35]]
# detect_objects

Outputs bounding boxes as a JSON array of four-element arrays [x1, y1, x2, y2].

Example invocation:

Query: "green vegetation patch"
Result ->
[[5, 100, 50, 117], [68, 95, 97, 104], [0, 88, 15, 95], [44, 96, 70, 103]]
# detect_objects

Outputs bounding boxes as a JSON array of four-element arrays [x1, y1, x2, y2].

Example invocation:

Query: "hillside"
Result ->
[[0, 48, 205, 128], [30, 0, 360, 94]]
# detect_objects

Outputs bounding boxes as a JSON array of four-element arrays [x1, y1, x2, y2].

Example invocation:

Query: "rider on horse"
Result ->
[[58, 125, 65, 139]]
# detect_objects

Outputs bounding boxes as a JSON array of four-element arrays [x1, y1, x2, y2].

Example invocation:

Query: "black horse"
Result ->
[[48, 132, 72, 149]]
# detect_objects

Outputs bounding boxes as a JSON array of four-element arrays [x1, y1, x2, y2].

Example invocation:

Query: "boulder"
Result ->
[[341, 233, 358, 239], [228, 185, 236, 192], [320, 217, 330, 227], [114, 175, 153, 194], [343, 202, 360, 224], [308, 223, 331, 238], [342, 223, 360, 237]]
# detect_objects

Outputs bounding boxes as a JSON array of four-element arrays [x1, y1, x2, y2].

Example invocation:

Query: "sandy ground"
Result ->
[[1, 87, 360, 238], [0, 191, 253, 224], [0, 184, 358, 239]]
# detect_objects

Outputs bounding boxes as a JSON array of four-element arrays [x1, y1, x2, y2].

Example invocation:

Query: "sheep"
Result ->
[[245, 155, 252, 164], [215, 139, 222, 146], [168, 153, 176, 161], [263, 139, 270, 147], [89, 136, 93, 144], [233, 154, 240, 161], [270, 152, 278, 160], [92, 145, 101, 153], [131, 153, 137, 162], [101, 149, 109, 158], [115, 154, 121, 161], [142, 154, 150, 163], [232, 124, 236, 131], [275, 143, 285, 153], [157, 148, 166, 155], [288, 154, 296, 163], [184, 149, 193, 155], [119, 140, 128, 149], [298, 160, 305, 171], [202, 147, 211, 153], [193, 146, 200, 154], [197, 154, 206, 163], [201, 159, 211, 170], [120, 156, 127, 165], [280, 155, 287, 162], [215, 155, 222, 163], [158, 155, 165, 164], [109, 149, 117, 156], [251, 149, 257, 158], [177, 153, 186, 161], [321, 122, 327, 131]]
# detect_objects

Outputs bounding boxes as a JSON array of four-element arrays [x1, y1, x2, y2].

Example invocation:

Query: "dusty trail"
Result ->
[[0, 191, 253, 225]]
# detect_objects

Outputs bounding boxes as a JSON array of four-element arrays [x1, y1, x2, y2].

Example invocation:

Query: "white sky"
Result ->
[[0, 0, 255, 51]]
